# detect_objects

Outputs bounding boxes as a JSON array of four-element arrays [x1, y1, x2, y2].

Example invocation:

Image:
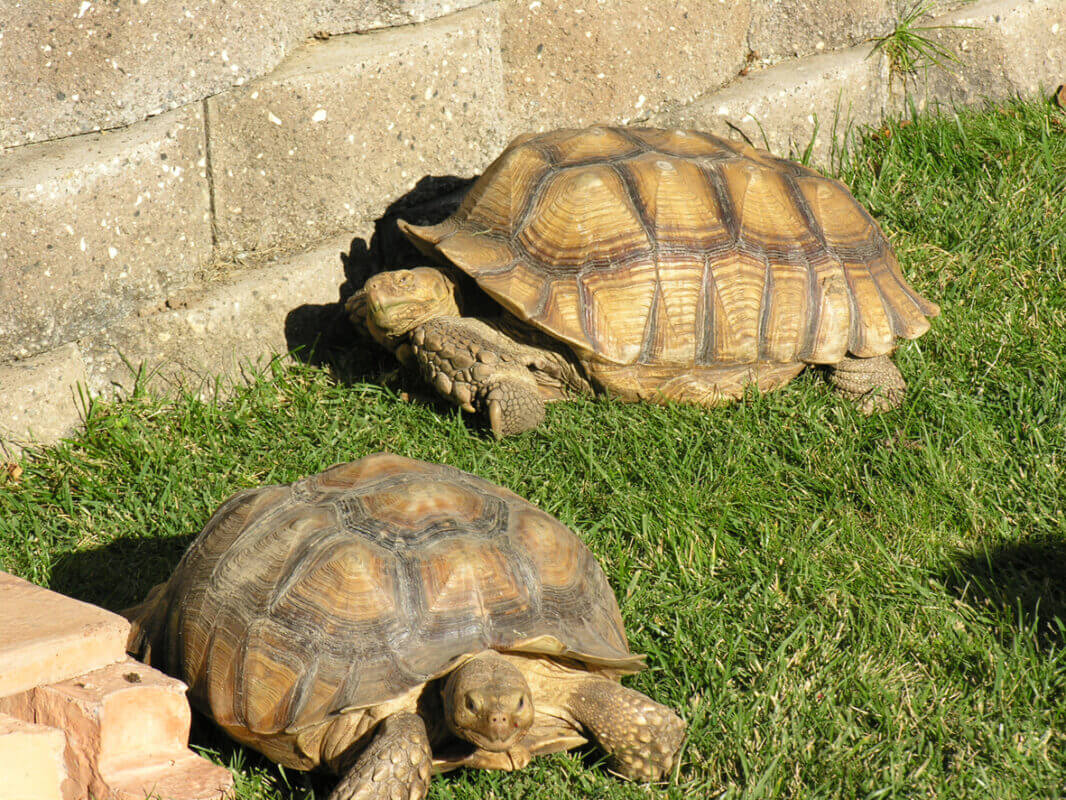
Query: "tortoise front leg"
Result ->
[[565, 678, 686, 782], [409, 316, 585, 437], [327, 713, 433, 800]]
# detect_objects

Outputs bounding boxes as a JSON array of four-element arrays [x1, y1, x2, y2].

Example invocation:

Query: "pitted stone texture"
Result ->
[[0, 343, 88, 451], [0, 105, 211, 362], [652, 47, 889, 166], [78, 233, 355, 398], [748, 0, 895, 64], [500, 0, 750, 130], [903, 0, 1066, 109], [208, 6, 507, 260], [0, 572, 129, 698], [0, 712, 66, 800], [3, 659, 234, 800], [0, 0, 483, 148]]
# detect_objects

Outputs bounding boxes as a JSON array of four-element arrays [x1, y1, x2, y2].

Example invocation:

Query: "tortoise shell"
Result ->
[[400, 126, 939, 367], [128, 453, 640, 740]]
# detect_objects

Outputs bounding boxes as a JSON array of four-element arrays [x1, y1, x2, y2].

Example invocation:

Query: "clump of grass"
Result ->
[[869, 2, 978, 88], [2, 98, 1065, 799]]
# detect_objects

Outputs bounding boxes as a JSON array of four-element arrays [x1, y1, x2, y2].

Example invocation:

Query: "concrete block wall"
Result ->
[[2, 0, 1064, 450]]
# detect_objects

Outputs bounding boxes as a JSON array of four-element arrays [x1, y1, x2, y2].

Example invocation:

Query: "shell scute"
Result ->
[[516, 165, 651, 269], [547, 126, 643, 166]]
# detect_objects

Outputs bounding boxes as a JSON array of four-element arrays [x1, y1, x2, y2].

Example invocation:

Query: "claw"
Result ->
[[487, 398, 506, 440]]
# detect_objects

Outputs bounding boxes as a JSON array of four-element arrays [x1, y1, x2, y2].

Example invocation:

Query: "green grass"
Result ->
[[3, 98, 1066, 799]]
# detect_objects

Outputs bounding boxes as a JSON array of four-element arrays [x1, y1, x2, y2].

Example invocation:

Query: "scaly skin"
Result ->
[[566, 676, 686, 782], [327, 713, 433, 800], [408, 316, 591, 438], [824, 354, 907, 414]]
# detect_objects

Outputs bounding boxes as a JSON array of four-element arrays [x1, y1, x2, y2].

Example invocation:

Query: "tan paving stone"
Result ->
[[0, 712, 66, 800], [0, 572, 129, 698]]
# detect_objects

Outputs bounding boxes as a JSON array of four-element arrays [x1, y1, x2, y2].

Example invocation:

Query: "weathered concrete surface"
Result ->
[[78, 233, 356, 398], [654, 0, 1066, 164], [0, 344, 88, 451], [208, 6, 508, 260], [0, 572, 129, 698], [651, 46, 889, 165], [500, 0, 750, 130], [0, 0, 484, 149], [748, 0, 895, 63], [904, 0, 1066, 110], [0, 712, 66, 800], [0, 105, 211, 361]]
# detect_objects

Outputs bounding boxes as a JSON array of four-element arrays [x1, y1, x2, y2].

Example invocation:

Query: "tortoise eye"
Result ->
[[466, 695, 478, 712], [516, 696, 525, 710]]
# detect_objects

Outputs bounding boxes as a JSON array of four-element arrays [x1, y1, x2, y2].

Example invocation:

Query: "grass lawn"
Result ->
[[2, 98, 1065, 799]]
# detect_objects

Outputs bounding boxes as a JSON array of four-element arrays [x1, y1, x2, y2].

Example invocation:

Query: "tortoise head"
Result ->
[[441, 651, 534, 752], [360, 267, 461, 338]]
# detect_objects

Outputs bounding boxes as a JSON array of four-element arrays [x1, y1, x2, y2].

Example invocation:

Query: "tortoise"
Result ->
[[124, 453, 686, 800], [348, 126, 939, 437]]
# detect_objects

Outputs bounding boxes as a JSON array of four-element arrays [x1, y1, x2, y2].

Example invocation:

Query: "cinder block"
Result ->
[[0, 343, 88, 451], [499, 0, 750, 131], [651, 46, 889, 166], [207, 6, 508, 260], [0, 712, 66, 800], [78, 232, 357, 398], [30, 659, 233, 800], [0, 105, 212, 362], [0, 1, 485, 148], [0, 571, 129, 698]]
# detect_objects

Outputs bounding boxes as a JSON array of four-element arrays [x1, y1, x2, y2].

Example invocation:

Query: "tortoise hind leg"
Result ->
[[565, 677, 685, 782], [825, 354, 907, 414], [327, 713, 432, 800]]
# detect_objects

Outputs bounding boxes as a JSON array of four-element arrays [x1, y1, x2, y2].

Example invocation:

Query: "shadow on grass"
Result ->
[[944, 536, 1066, 650], [283, 174, 475, 384], [48, 533, 194, 612]]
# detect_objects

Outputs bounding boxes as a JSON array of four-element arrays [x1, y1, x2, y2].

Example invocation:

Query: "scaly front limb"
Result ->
[[565, 678, 686, 782], [408, 316, 591, 437], [327, 713, 433, 800]]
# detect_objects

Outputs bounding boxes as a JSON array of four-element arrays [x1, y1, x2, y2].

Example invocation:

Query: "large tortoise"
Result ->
[[125, 454, 685, 800], [349, 126, 939, 436]]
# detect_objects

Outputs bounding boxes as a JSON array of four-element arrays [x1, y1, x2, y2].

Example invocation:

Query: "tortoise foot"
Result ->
[[483, 374, 546, 438], [825, 354, 906, 414]]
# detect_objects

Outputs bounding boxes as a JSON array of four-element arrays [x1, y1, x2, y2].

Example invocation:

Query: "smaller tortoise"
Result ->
[[349, 126, 940, 437], [125, 454, 685, 800]]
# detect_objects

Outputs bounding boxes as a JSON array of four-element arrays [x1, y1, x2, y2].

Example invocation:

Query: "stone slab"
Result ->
[[903, 0, 1066, 110], [0, 0, 482, 148], [499, 0, 750, 131], [28, 659, 233, 800], [0, 343, 88, 451], [208, 6, 508, 260], [0, 105, 211, 362], [0, 571, 129, 698], [0, 712, 66, 800], [78, 233, 357, 398], [651, 46, 890, 165]]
